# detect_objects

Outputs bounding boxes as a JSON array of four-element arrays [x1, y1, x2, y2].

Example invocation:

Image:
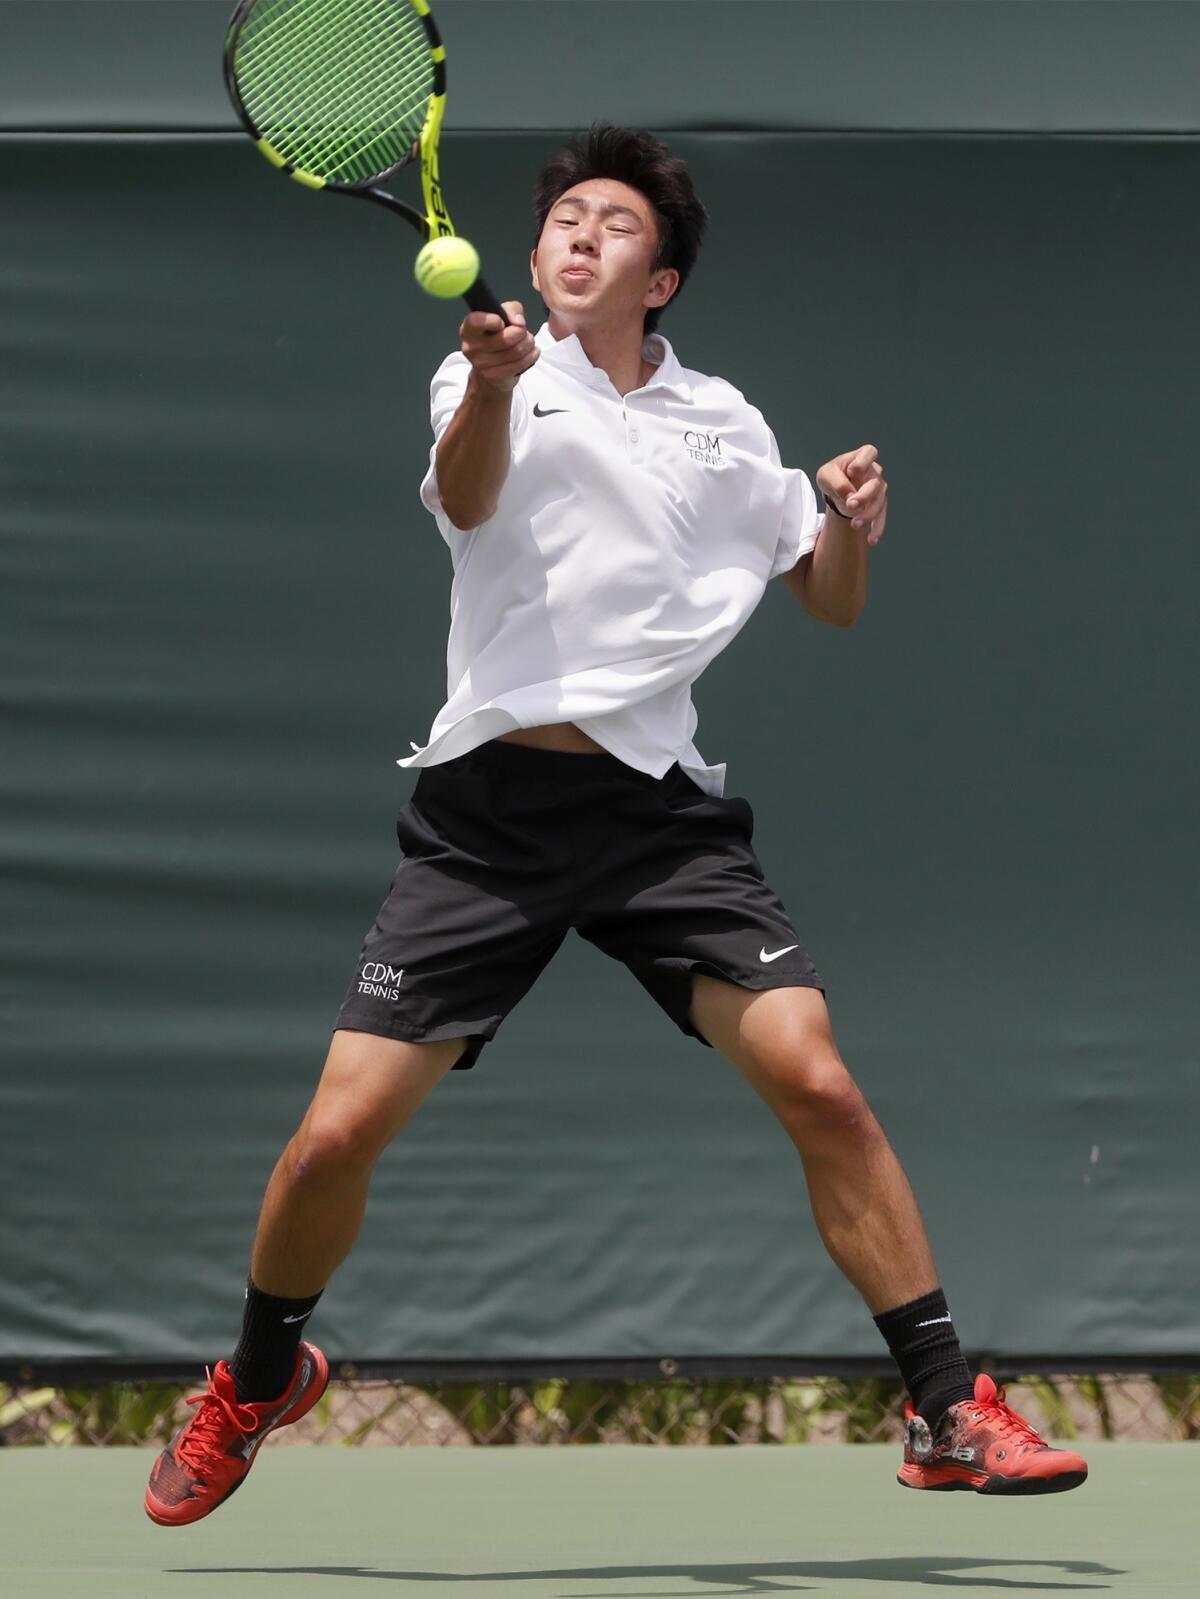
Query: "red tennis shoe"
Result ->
[[144, 1342, 328, 1526], [898, 1373, 1088, 1495]]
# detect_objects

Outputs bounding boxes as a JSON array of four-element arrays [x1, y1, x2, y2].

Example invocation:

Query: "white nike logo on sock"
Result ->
[[915, 1315, 953, 1328], [282, 1310, 313, 1324]]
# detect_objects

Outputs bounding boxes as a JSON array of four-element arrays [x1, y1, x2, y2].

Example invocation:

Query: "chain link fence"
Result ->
[[3, 1370, 1198, 1448]]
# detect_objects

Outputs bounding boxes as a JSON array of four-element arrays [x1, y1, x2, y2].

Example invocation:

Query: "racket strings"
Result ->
[[237, 2, 429, 180], [233, 0, 434, 184], [251, 36, 431, 183], [239, 0, 426, 114], [236, 0, 411, 88]]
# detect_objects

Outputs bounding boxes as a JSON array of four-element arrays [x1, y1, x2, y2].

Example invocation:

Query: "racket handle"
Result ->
[[463, 275, 509, 326]]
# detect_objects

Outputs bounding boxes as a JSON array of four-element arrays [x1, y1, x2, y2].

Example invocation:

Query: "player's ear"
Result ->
[[646, 267, 679, 309], [530, 248, 540, 293]]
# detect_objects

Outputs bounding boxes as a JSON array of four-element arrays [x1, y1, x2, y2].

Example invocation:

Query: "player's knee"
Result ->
[[764, 1046, 871, 1142], [290, 1117, 380, 1182]]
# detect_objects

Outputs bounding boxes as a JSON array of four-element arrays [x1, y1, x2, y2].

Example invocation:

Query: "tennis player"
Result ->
[[146, 125, 1087, 1525]]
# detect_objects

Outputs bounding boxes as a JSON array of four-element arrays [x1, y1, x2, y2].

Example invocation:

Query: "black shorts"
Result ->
[[335, 741, 822, 1069]]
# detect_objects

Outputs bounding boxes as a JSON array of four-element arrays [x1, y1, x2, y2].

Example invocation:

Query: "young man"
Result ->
[[145, 125, 1086, 1525]]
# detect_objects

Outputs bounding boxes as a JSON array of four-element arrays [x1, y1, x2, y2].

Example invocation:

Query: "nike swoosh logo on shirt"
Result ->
[[759, 944, 799, 963], [533, 403, 568, 417]]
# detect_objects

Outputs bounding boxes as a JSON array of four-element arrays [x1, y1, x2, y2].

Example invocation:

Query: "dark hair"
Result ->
[[533, 123, 708, 334]]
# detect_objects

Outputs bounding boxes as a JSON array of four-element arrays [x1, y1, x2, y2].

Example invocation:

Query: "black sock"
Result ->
[[873, 1287, 975, 1426], [228, 1277, 324, 1404]]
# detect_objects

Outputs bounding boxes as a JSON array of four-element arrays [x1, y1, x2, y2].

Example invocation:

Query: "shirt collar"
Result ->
[[533, 323, 693, 400]]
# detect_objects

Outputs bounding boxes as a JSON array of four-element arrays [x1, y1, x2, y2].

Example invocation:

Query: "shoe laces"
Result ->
[[177, 1368, 257, 1469], [969, 1384, 1046, 1451]]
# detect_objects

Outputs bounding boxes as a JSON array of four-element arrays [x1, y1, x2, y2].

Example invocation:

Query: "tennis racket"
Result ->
[[223, 0, 507, 319]]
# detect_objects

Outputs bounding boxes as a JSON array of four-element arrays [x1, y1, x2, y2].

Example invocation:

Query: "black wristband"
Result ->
[[823, 493, 859, 522]]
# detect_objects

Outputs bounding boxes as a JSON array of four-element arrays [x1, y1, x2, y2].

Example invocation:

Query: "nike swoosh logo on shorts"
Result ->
[[533, 403, 568, 417], [759, 944, 799, 963]]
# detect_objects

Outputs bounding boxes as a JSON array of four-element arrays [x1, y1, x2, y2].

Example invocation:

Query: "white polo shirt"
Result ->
[[403, 321, 824, 796]]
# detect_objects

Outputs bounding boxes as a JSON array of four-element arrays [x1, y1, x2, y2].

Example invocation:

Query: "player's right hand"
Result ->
[[460, 302, 539, 392]]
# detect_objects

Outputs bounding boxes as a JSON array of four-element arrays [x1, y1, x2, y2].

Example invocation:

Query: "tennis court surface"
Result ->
[[4, 1443, 1193, 1597]]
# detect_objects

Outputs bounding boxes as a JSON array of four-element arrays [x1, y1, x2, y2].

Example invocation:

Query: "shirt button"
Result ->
[[629, 430, 640, 443]]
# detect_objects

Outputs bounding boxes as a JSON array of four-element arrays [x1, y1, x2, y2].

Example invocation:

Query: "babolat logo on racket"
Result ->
[[358, 963, 405, 1001], [428, 174, 451, 230]]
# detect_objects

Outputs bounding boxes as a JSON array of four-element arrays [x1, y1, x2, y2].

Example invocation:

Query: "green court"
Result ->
[[4, 1444, 1193, 1597]]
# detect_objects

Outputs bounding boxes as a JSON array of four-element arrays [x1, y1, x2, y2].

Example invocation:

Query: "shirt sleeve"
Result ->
[[418, 353, 470, 538], [765, 425, 825, 579]]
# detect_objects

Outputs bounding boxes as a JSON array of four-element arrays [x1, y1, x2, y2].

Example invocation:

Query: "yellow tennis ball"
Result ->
[[414, 236, 480, 299]]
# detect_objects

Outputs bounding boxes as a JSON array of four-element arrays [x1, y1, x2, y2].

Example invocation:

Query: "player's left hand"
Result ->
[[817, 445, 888, 546]]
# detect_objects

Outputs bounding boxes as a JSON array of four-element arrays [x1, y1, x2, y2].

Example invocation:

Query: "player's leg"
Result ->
[[229, 746, 572, 1401], [145, 1030, 461, 1527], [690, 973, 1087, 1494], [247, 1028, 462, 1301], [147, 747, 573, 1526], [575, 762, 1086, 1493], [574, 767, 967, 1415], [223, 1028, 462, 1406], [688, 976, 936, 1312]]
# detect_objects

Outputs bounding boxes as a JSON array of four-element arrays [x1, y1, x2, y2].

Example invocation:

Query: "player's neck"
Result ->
[[547, 312, 654, 398]]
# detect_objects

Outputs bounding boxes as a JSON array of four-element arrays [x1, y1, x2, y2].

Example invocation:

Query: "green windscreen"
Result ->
[[229, 0, 434, 183], [3, 131, 1198, 1370]]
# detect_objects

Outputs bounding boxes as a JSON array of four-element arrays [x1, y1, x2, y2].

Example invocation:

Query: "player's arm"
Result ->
[[785, 445, 888, 626], [435, 302, 539, 531], [786, 508, 870, 627]]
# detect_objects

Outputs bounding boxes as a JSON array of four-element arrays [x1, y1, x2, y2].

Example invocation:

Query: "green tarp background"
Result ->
[[4, 125, 1197, 1367], [4, 2, 1199, 135]]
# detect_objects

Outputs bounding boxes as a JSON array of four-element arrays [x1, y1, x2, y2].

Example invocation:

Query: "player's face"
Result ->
[[531, 178, 678, 331]]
